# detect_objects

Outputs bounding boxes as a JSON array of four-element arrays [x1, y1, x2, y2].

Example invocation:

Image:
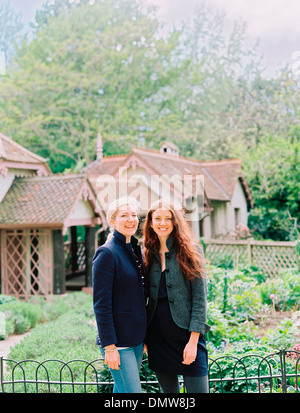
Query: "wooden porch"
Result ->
[[0, 226, 106, 299]]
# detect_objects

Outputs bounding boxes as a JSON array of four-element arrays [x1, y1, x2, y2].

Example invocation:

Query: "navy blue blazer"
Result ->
[[92, 230, 147, 348]]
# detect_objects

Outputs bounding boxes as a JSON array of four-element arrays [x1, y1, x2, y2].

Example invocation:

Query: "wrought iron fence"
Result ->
[[1, 349, 299, 393]]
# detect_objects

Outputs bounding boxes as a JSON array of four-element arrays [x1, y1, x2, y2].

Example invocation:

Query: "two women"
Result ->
[[92, 197, 210, 393]]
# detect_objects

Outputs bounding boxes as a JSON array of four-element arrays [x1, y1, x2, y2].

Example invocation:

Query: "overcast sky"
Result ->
[[9, 0, 300, 77]]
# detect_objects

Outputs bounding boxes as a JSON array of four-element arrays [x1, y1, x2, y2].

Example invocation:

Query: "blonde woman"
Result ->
[[92, 197, 147, 393], [144, 200, 210, 393]]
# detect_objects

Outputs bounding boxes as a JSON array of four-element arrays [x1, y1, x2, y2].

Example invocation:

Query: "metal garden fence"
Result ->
[[1, 349, 299, 393]]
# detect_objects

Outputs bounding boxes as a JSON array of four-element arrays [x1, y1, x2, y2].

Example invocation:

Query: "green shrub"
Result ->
[[209, 341, 295, 393], [261, 318, 299, 349], [207, 265, 264, 322], [8, 297, 97, 361], [1, 301, 44, 335], [207, 251, 235, 269], [4, 295, 103, 393], [1, 291, 94, 338], [258, 269, 300, 311], [238, 265, 267, 284], [206, 303, 229, 347], [0, 294, 18, 305]]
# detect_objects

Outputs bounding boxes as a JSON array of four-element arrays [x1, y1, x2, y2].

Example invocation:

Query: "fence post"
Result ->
[[296, 240, 300, 272], [0, 356, 3, 393], [280, 349, 287, 393], [247, 238, 252, 266]]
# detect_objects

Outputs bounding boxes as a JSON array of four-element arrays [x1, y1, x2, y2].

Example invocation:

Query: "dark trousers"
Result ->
[[156, 372, 209, 393]]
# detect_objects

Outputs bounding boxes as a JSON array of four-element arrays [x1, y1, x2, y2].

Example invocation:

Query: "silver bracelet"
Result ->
[[105, 346, 117, 353]]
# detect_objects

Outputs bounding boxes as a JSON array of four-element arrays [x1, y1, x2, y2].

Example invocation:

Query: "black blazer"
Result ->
[[92, 230, 147, 348]]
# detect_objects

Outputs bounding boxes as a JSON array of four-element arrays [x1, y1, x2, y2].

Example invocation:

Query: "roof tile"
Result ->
[[0, 175, 85, 225]]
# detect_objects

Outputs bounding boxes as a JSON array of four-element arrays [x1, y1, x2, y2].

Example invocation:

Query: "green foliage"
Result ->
[[0, 294, 18, 305], [206, 263, 300, 357], [258, 269, 300, 311], [0, 0, 265, 173], [207, 265, 263, 322], [206, 303, 229, 348], [239, 135, 300, 241], [0, 291, 94, 338], [209, 341, 296, 393], [1, 1, 299, 237], [261, 318, 299, 350], [2, 278, 299, 393], [296, 240, 300, 269], [1, 301, 44, 335], [8, 305, 97, 361], [0, 0, 184, 172], [5, 294, 102, 393]]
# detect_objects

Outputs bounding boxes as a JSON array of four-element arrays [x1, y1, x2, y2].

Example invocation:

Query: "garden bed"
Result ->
[[1, 264, 299, 393]]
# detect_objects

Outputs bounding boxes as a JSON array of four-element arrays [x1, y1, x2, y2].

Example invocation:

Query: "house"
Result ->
[[85, 135, 253, 240], [0, 133, 107, 299], [0, 131, 252, 300]]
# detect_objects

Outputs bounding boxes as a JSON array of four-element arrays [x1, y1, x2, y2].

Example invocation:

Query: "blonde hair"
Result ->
[[106, 197, 140, 241]]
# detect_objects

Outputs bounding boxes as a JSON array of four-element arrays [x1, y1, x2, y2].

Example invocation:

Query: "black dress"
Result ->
[[146, 270, 208, 377]]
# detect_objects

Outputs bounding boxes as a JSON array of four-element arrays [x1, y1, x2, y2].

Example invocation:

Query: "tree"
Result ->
[[0, 1, 23, 69], [240, 135, 300, 241], [147, 2, 263, 160], [0, 0, 182, 172]]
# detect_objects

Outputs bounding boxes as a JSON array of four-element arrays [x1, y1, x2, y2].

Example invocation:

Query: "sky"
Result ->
[[8, 0, 300, 78]]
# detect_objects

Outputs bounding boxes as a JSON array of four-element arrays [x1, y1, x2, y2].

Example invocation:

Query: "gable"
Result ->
[[0, 175, 107, 233], [0, 133, 51, 177], [85, 145, 253, 212], [113, 152, 156, 177]]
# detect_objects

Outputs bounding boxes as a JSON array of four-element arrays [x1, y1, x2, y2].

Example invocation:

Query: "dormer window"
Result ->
[[159, 142, 179, 157]]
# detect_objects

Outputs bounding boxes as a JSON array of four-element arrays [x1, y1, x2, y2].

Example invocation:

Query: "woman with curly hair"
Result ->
[[143, 200, 210, 393]]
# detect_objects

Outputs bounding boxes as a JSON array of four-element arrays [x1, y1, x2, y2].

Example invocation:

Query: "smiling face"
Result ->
[[151, 208, 174, 241], [110, 204, 139, 241]]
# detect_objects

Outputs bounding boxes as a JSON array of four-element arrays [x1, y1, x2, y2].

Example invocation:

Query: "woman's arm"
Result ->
[[189, 245, 209, 335], [182, 331, 200, 365], [92, 247, 117, 347]]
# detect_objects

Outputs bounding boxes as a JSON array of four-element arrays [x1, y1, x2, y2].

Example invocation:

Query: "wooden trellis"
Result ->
[[0, 229, 53, 300], [205, 239, 298, 277], [64, 241, 86, 275]]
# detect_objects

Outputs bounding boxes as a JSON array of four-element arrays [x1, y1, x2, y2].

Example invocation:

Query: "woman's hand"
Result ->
[[182, 332, 199, 365], [143, 343, 148, 356], [104, 345, 120, 370]]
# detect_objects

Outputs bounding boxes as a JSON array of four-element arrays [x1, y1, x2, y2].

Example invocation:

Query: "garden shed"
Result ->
[[0, 133, 107, 300]]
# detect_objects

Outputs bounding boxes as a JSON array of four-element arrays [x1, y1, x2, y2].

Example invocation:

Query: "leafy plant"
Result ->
[[1, 301, 44, 335], [258, 269, 300, 311], [0, 294, 18, 305], [261, 319, 299, 349]]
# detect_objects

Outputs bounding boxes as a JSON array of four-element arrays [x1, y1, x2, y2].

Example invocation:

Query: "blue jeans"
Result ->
[[99, 343, 144, 393]]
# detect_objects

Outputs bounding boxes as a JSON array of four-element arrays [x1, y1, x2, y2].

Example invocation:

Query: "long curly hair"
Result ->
[[143, 200, 206, 281]]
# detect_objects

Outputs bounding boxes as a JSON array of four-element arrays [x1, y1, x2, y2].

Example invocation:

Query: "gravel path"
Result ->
[[0, 332, 30, 359]]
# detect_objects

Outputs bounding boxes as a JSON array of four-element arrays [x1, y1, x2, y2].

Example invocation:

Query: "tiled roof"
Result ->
[[200, 160, 243, 199], [0, 175, 87, 226], [0, 133, 48, 164], [84, 155, 126, 177], [84, 146, 252, 204]]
